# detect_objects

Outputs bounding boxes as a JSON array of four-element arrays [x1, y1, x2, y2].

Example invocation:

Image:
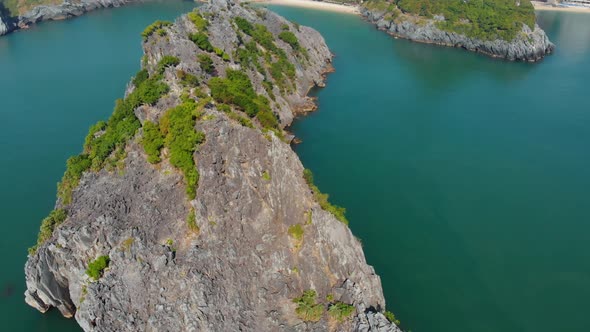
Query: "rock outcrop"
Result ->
[[0, 0, 141, 36], [361, 5, 555, 62], [24, 1, 402, 331]]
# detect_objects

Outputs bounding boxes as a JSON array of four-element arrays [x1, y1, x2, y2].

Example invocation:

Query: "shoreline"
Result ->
[[532, 1, 590, 13], [248, 0, 360, 14]]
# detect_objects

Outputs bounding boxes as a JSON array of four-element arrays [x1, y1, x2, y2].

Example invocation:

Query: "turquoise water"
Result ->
[[0, 1, 196, 330], [265, 6, 590, 332], [1, 3, 589, 332]]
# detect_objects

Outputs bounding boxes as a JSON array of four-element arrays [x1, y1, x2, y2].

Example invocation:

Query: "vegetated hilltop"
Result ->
[[0, 0, 140, 35], [24, 0, 402, 331], [360, 0, 554, 61]]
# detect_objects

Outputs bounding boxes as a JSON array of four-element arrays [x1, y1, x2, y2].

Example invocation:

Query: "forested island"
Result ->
[[360, 0, 554, 61], [0, 0, 140, 35], [23, 0, 402, 330]]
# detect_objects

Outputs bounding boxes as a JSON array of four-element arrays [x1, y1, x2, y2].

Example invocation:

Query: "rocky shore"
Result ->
[[360, 5, 555, 62], [24, 0, 402, 331], [0, 0, 142, 36]]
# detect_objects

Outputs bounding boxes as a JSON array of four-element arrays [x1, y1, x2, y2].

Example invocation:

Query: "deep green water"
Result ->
[[0, 1, 196, 330], [266, 6, 590, 332], [0, 2, 588, 332]]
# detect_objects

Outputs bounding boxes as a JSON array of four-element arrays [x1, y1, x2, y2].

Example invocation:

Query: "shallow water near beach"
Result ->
[[1, 2, 589, 331]]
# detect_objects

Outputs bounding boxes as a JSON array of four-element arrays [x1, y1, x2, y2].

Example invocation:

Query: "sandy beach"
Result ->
[[249, 0, 360, 15], [532, 1, 590, 13]]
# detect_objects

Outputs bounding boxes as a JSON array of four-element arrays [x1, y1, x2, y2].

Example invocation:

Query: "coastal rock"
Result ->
[[361, 6, 555, 62], [24, 1, 402, 331], [0, 11, 14, 35], [1, 0, 142, 35]]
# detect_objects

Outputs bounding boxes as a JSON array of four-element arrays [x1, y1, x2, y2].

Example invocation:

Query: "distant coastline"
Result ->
[[249, 0, 360, 14], [532, 1, 590, 13]]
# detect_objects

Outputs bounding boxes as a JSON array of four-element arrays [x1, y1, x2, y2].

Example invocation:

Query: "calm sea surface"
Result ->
[[1, 2, 589, 331]]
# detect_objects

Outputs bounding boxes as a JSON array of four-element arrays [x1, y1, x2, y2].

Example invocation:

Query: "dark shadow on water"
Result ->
[[387, 34, 537, 89]]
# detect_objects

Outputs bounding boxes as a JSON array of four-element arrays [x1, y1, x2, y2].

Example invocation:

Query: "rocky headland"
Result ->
[[0, 0, 142, 36], [360, 1, 555, 62], [24, 0, 402, 331]]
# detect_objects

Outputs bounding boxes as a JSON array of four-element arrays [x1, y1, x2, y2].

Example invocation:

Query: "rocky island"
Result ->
[[360, 0, 555, 61], [0, 0, 142, 35], [24, 0, 401, 330]]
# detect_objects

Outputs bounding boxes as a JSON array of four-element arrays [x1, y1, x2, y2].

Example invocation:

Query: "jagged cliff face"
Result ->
[[0, 0, 141, 35], [361, 5, 555, 61], [24, 1, 401, 331]]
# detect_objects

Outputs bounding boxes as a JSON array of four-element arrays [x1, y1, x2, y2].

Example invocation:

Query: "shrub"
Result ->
[[187, 11, 208, 31], [228, 111, 254, 128], [256, 108, 279, 130], [141, 121, 164, 164], [198, 54, 214, 74], [279, 31, 300, 49], [384, 311, 401, 325], [209, 69, 271, 118], [262, 170, 271, 181], [86, 255, 110, 281], [187, 208, 199, 232], [142, 20, 172, 40], [293, 290, 324, 322], [288, 224, 304, 242], [161, 100, 205, 199], [133, 69, 149, 87], [189, 32, 214, 52], [303, 169, 348, 225], [28, 209, 67, 255], [234, 17, 254, 35], [177, 70, 200, 87], [156, 55, 180, 74], [328, 302, 355, 322], [56, 154, 92, 205]]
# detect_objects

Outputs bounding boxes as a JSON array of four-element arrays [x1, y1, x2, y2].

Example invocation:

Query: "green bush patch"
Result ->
[[328, 302, 355, 322], [28, 209, 67, 255], [142, 20, 173, 41], [86, 255, 110, 281], [303, 169, 348, 225], [293, 290, 324, 322]]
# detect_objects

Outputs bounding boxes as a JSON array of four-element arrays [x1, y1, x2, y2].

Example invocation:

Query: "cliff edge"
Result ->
[[24, 1, 402, 331]]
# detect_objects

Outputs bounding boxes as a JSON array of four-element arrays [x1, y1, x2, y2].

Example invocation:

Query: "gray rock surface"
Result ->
[[1, 0, 142, 36], [24, 1, 402, 331], [361, 6, 555, 62]]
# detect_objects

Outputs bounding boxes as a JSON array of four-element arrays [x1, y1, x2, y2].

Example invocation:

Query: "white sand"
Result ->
[[248, 0, 360, 15], [532, 1, 590, 13]]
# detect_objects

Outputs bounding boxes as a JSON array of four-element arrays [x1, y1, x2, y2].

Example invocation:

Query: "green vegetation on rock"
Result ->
[[293, 290, 324, 322], [209, 69, 279, 130], [142, 20, 172, 41], [141, 121, 164, 164], [190, 32, 214, 52], [86, 255, 110, 281], [288, 224, 304, 241], [384, 310, 401, 325], [328, 302, 355, 322], [187, 10, 208, 31], [303, 169, 348, 225], [160, 99, 205, 200], [156, 55, 180, 74], [28, 209, 67, 255], [365, 0, 536, 41], [197, 53, 214, 74]]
